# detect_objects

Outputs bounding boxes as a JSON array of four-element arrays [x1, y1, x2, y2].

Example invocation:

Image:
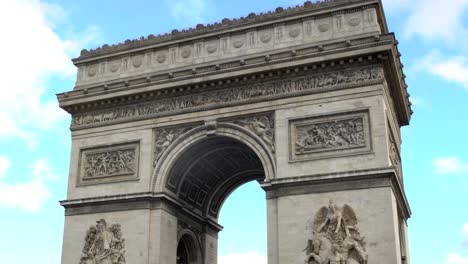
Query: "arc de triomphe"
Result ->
[[58, 0, 412, 263]]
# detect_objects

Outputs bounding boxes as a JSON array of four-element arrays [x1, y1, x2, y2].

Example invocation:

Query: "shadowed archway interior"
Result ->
[[166, 136, 265, 218]]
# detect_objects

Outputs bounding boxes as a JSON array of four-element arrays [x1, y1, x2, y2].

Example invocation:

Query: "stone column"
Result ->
[[149, 209, 178, 264]]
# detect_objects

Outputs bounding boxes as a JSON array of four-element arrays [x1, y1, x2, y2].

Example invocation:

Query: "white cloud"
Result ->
[[32, 158, 58, 181], [381, 0, 411, 11], [434, 157, 468, 174], [404, 0, 468, 43], [0, 178, 51, 212], [0, 0, 99, 148], [167, 0, 207, 24], [219, 251, 267, 264], [0, 156, 11, 179], [0, 158, 56, 212], [447, 253, 468, 264], [419, 50, 468, 89]]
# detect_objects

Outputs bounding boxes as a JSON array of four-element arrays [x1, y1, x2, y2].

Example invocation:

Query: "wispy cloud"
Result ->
[[444, 224, 468, 263], [0, 156, 11, 179], [381, 0, 412, 11], [463, 223, 468, 248], [404, 0, 468, 43], [382, 0, 468, 44], [0, 0, 99, 148], [0, 158, 57, 212], [434, 157, 468, 174], [383, 0, 468, 91], [419, 50, 468, 90], [447, 253, 468, 264], [219, 251, 267, 264], [166, 0, 208, 24]]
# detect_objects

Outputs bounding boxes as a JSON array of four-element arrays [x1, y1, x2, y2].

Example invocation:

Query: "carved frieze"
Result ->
[[296, 117, 365, 151], [72, 65, 383, 129], [304, 200, 367, 264], [79, 142, 139, 185], [290, 111, 371, 161], [153, 126, 194, 167], [388, 126, 402, 179], [79, 219, 126, 264], [229, 114, 275, 152], [75, 6, 380, 86]]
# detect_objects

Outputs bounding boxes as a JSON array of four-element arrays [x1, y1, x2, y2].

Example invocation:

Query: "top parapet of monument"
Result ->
[[75, 0, 386, 62]]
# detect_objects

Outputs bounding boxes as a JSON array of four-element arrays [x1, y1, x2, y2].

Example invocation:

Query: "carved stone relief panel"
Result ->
[[78, 142, 139, 186], [72, 65, 383, 129], [287, 23, 302, 40], [258, 28, 274, 46], [76, 8, 381, 86], [304, 200, 367, 264], [153, 125, 195, 168], [225, 113, 275, 153], [388, 124, 402, 180], [79, 219, 126, 264], [290, 110, 371, 161]]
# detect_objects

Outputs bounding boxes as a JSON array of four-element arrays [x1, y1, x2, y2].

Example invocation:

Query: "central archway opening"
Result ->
[[165, 134, 269, 263], [166, 136, 266, 218], [218, 181, 267, 264]]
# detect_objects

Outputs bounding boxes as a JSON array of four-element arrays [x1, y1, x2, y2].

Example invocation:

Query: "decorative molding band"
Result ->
[[60, 192, 224, 232], [262, 167, 411, 219], [290, 110, 371, 161], [76, 0, 378, 61], [78, 142, 140, 186], [59, 35, 395, 99], [72, 65, 384, 130], [75, 7, 379, 87]]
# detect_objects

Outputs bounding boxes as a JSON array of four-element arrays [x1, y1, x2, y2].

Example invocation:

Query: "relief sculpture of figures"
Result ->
[[84, 149, 135, 178], [304, 200, 367, 264], [154, 127, 193, 167], [79, 219, 126, 264], [233, 115, 275, 152], [296, 118, 365, 154], [72, 66, 383, 129]]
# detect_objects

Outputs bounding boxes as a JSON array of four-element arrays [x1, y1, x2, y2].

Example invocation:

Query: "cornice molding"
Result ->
[[70, 63, 384, 130], [261, 167, 411, 219], [58, 34, 394, 104], [75, 0, 382, 61]]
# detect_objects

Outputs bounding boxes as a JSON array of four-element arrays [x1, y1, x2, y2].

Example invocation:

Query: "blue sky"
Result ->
[[0, 0, 467, 263]]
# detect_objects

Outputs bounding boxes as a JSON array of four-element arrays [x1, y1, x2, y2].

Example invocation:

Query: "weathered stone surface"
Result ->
[[79, 219, 126, 264], [59, 1, 412, 264], [290, 110, 371, 161], [78, 142, 139, 185], [71, 65, 383, 129]]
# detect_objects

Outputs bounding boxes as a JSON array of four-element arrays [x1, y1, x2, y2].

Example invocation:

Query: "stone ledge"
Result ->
[[261, 167, 411, 219], [75, 0, 383, 61], [72, 0, 384, 88]]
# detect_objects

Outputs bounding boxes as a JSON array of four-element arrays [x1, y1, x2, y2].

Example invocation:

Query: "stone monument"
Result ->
[[58, 0, 412, 263]]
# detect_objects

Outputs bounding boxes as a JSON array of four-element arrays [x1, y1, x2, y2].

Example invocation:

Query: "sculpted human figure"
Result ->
[[342, 226, 368, 264], [87, 219, 115, 264], [317, 200, 343, 234], [79, 219, 126, 264], [304, 232, 330, 264], [310, 201, 368, 264], [236, 116, 274, 150]]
